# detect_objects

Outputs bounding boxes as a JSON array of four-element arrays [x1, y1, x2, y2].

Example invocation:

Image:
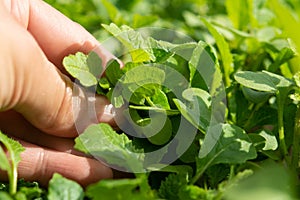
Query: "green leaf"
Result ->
[[0, 192, 13, 200], [130, 48, 152, 63], [0, 131, 25, 195], [291, 72, 300, 102], [74, 123, 144, 172], [147, 38, 176, 62], [122, 108, 172, 146], [150, 89, 170, 110], [258, 130, 278, 151], [241, 86, 273, 103], [188, 42, 226, 126], [268, 47, 295, 73], [174, 88, 211, 131], [202, 18, 234, 87], [16, 179, 44, 199], [155, 165, 193, 178], [0, 145, 10, 173], [234, 71, 276, 92], [199, 123, 256, 163], [47, 173, 84, 200], [132, 14, 158, 28], [86, 174, 155, 200], [98, 77, 110, 89], [63, 52, 98, 87], [13, 192, 26, 200], [191, 124, 256, 183], [102, 23, 154, 62], [178, 185, 214, 200], [262, 70, 293, 89], [179, 139, 200, 164], [188, 41, 217, 90], [101, 0, 125, 25], [256, 27, 277, 42], [248, 134, 267, 151], [102, 23, 133, 50], [205, 164, 230, 188], [294, 71, 300, 88], [105, 59, 123, 86], [158, 173, 188, 200], [87, 51, 103, 77], [120, 65, 165, 104], [225, 0, 250, 30], [0, 132, 24, 168], [269, 0, 300, 74], [249, 129, 279, 154], [142, 116, 173, 146], [224, 163, 296, 200]]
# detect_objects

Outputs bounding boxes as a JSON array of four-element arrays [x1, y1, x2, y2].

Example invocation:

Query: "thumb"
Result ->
[[0, 10, 114, 137]]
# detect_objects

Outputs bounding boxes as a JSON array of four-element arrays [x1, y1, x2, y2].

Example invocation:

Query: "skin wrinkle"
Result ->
[[9, 58, 23, 112], [41, 78, 77, 136], [0, 10, 25, 111], [11, 32, 69, 137], [33, 148, 47, 181], [0, 110, 85, 155], [0, 49, 14, 111], [3, 0, 29, 28], [11, 0, 29, 27], [16, 145, 43, 179]]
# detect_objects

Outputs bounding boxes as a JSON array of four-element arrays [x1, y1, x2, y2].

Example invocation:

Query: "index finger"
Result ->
[[27, 0, 113, 68]]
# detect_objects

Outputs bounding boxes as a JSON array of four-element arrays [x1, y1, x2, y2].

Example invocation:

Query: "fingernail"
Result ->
[[103, 104, 116, 116], [95, 97, 116, 125]]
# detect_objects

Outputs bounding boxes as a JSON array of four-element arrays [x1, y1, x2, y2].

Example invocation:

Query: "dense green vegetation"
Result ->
[[1, 0, 300, 199]]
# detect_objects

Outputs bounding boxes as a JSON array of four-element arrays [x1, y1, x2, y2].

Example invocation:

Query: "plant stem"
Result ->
[[228, 165, 235, 181], [277, 93, 289, 163], [292, 104, 300, 170], [8, 166, 17, 195], [190, 167, 206, 185], [189, 160, 212, 185], [145, 97, 156, 107]]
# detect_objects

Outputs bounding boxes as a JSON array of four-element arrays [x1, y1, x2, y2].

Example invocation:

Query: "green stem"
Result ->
[[292, 104, 300, 170], [189, 161, 211, 185], [190, 150, 225, 185], [145, 97, 156, 107], [190, 168, 205, 185], [246, 161, 263, 169], [228, 165, 235, 181], [277, 93, 289, 163], [8, 165, 17, 195]]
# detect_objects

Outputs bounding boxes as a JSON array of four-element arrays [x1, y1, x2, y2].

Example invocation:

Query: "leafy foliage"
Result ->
[[63, 52, 102, 87], [65, 19, 298, 199], [86, 174, 155, 200], [1, 0, 300, 199], [158, 173, 188, 200], [74, 123, 144, 172], [48, 174, 84, 200]]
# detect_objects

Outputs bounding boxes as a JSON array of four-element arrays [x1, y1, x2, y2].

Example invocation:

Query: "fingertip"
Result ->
[[88, 159, 114, 182], [95, 96, 116, 126]]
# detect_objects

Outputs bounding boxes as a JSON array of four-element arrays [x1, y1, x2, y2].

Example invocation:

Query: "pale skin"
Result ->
[[0, 0, 117, 186]]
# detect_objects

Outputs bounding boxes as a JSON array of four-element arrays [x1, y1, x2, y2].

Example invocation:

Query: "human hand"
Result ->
[[0, 0, 115, 187]]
